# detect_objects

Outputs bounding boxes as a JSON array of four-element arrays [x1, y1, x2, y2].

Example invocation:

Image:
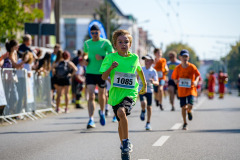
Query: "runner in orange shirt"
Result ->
[[154, 48, 169, 110], [172, 49, 200, 130]]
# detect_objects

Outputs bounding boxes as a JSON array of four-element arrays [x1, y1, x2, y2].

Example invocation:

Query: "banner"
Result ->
[[0, 73, 7, 106], [88, 20, 107, 39], [27, 72, 35, 103]]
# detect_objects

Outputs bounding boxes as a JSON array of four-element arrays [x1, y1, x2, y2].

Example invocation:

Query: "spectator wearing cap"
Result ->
[[139, 54, 159, 130], [53, 50, 77, 113], [83, 24, 114, 128], [171, 49, 200, 130]]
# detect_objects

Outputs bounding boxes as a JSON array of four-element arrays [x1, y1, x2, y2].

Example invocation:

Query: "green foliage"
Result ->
[[0, 0, 43, 43], [224, 41, 240, 83], [95, 0, 120, 41], [163, 42, 200, 68]]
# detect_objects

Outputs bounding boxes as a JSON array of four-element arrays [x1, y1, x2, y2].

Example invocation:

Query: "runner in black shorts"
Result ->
[[167, 51, 181, 111]]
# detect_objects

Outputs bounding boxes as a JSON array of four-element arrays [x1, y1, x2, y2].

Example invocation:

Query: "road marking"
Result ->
[[152, 136, 170, 146], [171, 123, 182, 130]]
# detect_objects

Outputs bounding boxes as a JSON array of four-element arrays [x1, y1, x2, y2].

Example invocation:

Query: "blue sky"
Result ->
[[114, 0, 240, 60]]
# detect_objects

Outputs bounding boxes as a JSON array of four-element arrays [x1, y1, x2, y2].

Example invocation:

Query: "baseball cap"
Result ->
[[180, 49, 189, 57], [142, 54, 154, 60]]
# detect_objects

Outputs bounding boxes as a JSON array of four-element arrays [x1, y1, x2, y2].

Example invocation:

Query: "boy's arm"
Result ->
[[102, 61, 118, 80], [193, 76, 200, 87], [137, 69, 147, 95]]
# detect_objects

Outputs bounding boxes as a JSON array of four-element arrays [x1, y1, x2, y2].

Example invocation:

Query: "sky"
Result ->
[[113, 0, 240, 60]]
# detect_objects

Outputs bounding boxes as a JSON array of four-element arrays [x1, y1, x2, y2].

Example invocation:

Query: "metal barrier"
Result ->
[[0, 68, 56, 124]]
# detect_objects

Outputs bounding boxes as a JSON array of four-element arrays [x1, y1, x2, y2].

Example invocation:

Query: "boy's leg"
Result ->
[[117, 107, 129, 140], [140, 94, 146, 121], [98, 87, 106, 113], [158, 85, 164, 110], [181, 106, 187, 124], [168, 85, 175, 110], [146, 93, 152, 123]]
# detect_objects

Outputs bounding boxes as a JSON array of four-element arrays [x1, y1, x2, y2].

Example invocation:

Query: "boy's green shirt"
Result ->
[[99, 52, 142, 106]]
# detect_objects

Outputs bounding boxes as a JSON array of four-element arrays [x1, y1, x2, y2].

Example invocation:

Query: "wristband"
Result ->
[[101, 56, 105, 59]]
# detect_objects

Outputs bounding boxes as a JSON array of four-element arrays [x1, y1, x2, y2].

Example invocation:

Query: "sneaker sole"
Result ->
[[87, 125, 96, 129], [121, 152, 131, 160]]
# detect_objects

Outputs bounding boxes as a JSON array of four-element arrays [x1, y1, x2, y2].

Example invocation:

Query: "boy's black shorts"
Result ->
[[112, 97, 135, 122], [179, 95, 194, 107]]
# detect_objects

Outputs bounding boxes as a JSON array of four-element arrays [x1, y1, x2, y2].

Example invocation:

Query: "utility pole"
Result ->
[[54, 0, 61, 44], [106, 1, 110, 40]]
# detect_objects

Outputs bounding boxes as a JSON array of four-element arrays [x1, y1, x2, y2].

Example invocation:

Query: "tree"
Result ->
[[95, 0, 120, 41], [224, 41, 240, 83], [0, 0, 43, 43], [163, 42, 200, 68]]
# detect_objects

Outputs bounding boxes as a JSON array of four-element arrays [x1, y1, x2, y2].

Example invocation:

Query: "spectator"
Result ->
[[17, 51, 34, 77], [2, 40, 24, 69], [71, 49, 83, 103], [53, 51, 77, 113], [37, 52, 51, 75], [18, 34, 34, 58]]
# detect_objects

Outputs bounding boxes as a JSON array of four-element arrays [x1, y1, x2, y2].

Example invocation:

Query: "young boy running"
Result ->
[[100, 29, 146, 159], [154, 48, 169, 110], [171, 49, 200, 130], [139, 55, 158, 130]]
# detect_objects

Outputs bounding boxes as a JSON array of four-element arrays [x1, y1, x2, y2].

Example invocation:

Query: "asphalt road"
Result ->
[[1, 93, 240, 160]]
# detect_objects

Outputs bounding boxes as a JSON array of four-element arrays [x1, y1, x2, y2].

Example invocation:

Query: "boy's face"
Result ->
[[154, 50, 162, 59], [115, 35, 131, 54], [144, 59, 153, 68], [180, 55, 189, 62]]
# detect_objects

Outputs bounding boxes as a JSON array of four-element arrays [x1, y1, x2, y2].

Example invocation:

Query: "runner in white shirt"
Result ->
[[139, 55, 159, 130]]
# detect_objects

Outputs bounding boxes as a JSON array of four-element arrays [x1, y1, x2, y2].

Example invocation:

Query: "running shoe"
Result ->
[[159, 104, 164, 111], [140, 110, 145, 121], [146, 123, 152, 130], [112, 116, 117, 122], [121, 152, 131, 160], [182, 123, 188, 130], [122, 139, 133, 153], [100, 113, 106, 126], [87, 119, 96, 129], [188, 111, 193, 121], [171, 107, 175, 111]]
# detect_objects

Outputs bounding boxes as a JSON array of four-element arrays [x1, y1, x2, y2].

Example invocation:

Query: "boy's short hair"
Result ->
[[90, 24, 100, 31], [168, 50, 177, 57], [112, 29, 132, 47], [154, 48, 162, 54], [23, 34, 31, 42]]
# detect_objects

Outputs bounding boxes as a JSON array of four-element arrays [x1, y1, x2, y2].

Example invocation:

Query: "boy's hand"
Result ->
[[193, 81, 198, 87], [95, 54, 102, 60], [110, 61, 118, 70], [139, 84, 147, 95], [149, 78, 153, 84]]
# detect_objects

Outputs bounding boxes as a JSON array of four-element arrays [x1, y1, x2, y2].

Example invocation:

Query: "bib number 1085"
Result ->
[[117, 77, 133, 85]]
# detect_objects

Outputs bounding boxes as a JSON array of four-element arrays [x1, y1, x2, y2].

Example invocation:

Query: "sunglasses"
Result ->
[[91, 32, 99, 35]]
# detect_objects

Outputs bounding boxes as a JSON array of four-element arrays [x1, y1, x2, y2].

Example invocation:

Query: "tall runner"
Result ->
[[100, 29, 146, 160], [84, 25, 114, 129], [167, 51, 181, 111], [154, 48, 169, 110], [172, 49, 200, 130]]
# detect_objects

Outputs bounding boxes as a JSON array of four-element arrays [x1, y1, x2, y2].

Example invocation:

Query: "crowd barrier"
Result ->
[[0, 68, 57, 124]]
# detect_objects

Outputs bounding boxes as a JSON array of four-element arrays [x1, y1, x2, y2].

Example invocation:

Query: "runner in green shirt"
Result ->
[[84, 25, 114, 129], [100, 29, 146, 159]]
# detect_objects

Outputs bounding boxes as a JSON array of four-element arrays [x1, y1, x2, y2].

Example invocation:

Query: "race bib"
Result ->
[[179, 78, 191, 88], [157, 71, 163, 78], [113, 72, 136, 89]]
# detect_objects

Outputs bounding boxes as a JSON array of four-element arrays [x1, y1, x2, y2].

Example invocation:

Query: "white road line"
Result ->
[[171, 123, 182, 130], [152, 136, 170, 147]]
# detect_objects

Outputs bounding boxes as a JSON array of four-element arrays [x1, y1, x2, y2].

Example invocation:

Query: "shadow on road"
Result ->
[[80, 129, 173, 134], [190, 129, 240, 134], [195, 108, 240, 112]]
